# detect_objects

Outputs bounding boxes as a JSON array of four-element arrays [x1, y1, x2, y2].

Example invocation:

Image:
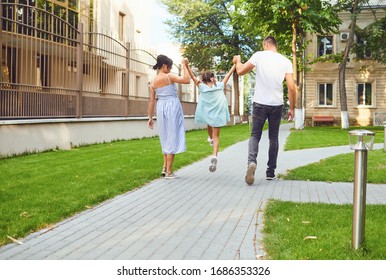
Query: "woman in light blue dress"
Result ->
[[148, 55, 190, 179], [184, 59, 235, 172]]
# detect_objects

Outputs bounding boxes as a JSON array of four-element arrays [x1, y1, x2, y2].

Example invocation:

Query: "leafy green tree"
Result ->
[[160, 0, 259, 117], [352, 13, 386, 64], [333, 0, 385, 129], [235, 0, 341, 128], [161, 0, 345, 125]]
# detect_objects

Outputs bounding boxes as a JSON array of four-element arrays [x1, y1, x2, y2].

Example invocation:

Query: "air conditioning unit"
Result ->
[[340, 32, 349, 41]]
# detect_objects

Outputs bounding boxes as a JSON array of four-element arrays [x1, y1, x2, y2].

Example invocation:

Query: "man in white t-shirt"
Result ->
[[233, 36, 296, 185]]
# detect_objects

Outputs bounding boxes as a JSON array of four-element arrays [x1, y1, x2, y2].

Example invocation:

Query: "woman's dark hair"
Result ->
[[153, 54, 173, 70], [201, 71, 216, 86]]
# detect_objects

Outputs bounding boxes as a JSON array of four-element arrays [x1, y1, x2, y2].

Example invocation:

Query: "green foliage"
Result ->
[[352, 16, 386, 64], [161, 0, 258, 71], [310, 53, 344, 64], [329, 0, 385, 127], [161, 0, 342, 70], [235, 0, 341, 57]]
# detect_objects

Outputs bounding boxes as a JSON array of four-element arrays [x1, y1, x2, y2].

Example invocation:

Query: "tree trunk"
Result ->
[[292, 18, 304, 129], [339, 0, 360, 129], [233, 72, 240, 123], [339, 60, 350, 129]]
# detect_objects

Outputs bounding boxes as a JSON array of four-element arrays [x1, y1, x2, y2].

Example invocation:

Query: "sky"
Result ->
[[147, 0, 183, 62], [148, 0, 172, 46]]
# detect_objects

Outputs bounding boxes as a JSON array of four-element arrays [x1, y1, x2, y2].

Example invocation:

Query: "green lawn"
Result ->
[[285, 125, 384, 150], [280, 149, 386, 184], [263, 200, 386, 260]]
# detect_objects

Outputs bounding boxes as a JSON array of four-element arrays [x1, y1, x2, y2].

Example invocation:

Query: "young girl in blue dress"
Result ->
[[183, 59, 235, 172]]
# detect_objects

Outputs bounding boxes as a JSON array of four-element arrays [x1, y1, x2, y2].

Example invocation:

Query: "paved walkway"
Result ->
[[0, 123, 385, 260]]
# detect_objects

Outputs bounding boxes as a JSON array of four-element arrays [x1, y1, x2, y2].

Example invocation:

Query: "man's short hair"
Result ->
[[263, 36, 277, 47]]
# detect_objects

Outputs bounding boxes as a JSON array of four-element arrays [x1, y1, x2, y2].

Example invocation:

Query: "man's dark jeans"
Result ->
[[248, 102, 283, 173]]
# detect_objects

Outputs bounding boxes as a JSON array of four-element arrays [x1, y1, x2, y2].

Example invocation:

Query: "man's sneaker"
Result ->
[[207, 137, 214, 146], [209, 156, 217, 172], [245, 162, 257, 185], [266, 170, 276, 180], [161, 167, 167, 176], [165, 173, 177, 179]]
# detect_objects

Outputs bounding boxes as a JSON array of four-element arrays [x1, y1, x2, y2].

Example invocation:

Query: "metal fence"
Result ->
[[0, 2, 196, 120]]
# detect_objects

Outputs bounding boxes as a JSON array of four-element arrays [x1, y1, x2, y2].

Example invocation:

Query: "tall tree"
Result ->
[[333, 0, 385, 129], [160, 0, 259, 118], [337, 0, 362, 129], [236, 0, 341, 129]]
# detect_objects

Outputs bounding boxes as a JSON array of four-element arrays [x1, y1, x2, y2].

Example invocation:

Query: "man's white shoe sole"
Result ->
[[245, 163, 257, 185]]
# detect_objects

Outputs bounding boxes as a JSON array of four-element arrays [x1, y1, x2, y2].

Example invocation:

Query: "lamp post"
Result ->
[[348, 129, 375, 250]]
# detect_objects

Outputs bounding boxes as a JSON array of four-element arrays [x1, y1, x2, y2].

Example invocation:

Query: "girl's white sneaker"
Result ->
[[165, 173, 177, 179], [209, 156, 217, 172], [207, 137, 214, 146]]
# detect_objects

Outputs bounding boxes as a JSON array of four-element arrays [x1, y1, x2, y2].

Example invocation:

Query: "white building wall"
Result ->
[[0, 118, 206, 157], [95, 0, 150, 47]]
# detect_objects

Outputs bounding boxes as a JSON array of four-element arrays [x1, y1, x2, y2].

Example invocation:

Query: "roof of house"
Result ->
[[327, 0, 386, 8], [364, 0, 386, 6]]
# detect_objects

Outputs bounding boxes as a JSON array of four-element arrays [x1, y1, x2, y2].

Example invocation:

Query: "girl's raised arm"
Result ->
[[222, 64, 236, 85], [183, 58, 200, 87], [169, 61, 190, 84]]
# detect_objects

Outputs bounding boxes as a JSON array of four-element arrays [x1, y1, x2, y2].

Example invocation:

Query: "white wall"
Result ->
[[96, 0, 150, 46], [0, 118, 206, 157]]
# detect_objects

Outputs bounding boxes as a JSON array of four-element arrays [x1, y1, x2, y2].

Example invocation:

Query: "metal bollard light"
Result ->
[[348, 130, 375, 250]]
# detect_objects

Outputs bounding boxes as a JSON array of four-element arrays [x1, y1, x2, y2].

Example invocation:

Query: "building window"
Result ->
[[318, 83, 333, 106], [356, 36, 372, 59], [119, 12, 125, 41], [317, 36, 333, 57], [68, 0, 77, 10], [357, 83, 372, 106]]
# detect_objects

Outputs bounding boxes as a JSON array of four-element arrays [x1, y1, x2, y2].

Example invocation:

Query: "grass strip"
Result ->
[[263, 200, 386, 260], [285, 126, 384, 151], [280, 149, 386, 184], [282, 125, 385, 183]]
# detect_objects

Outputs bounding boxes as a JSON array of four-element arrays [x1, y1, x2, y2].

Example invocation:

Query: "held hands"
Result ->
[[184, 56, 239, 67], [233, 55, 241, 64], [182, 58, 189, 66]]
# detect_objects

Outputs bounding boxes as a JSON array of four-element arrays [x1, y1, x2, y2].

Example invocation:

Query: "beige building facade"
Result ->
[[304, 3, 386, 126]]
